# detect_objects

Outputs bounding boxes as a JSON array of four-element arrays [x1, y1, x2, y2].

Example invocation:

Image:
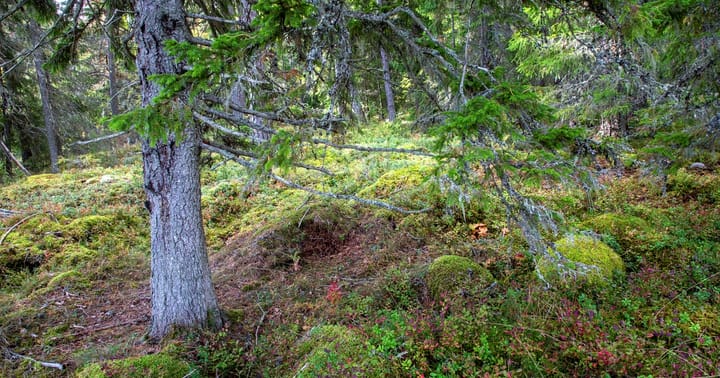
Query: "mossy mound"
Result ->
[[0, 233, 46, 273], [63, 215, 117, 241], [50, 245, 98, 269], [580, 213, 654, 262], [75, 353, 194, 378], [46, 270, 90, 290], [426, 255, 494, 300], [357, 165, 434, 209], [295, 325, 386, 377], [668, 168, 720, 203], [538, 234, 625, 286]]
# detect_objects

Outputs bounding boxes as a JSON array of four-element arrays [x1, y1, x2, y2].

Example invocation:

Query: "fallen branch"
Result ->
[[69, 317, 148, 338], [0, 140, 31, 176], [2, 347, 63, 371], [0, 212, 41, 245]]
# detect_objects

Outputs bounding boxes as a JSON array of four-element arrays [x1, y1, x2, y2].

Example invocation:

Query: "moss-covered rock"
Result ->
[[426, 255, 494, 300], [295, 325, 386, 377], [75, 353, 194, 378], [538, 234, 625, 286]]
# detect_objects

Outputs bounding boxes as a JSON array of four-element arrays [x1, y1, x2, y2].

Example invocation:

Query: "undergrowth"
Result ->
[[1, 123, 719, 377]]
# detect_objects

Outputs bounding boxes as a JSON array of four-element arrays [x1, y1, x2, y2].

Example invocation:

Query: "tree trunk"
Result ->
[[135, 0, 222, 341], [377, 0, 395, 122], [31, 22, 60, 173], [107, 35, 120, 116]]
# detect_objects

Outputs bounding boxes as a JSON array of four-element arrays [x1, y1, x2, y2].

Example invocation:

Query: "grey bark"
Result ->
[[107, 35, 120, 116], [31, 22, 60, 173], [379, 46, 396, 121], [134, 0, 222, 340], [376, 0, 396, 121]]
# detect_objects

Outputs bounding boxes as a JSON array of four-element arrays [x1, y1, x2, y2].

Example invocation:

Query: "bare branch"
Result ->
[[188, 36, 213, 47], [311, 138, 434, 157], [202, 143, 428, 214], [185, 13, 244, 26], [201, 141, 334, 176], [0, 140, 30, 176], [69, 131, 127, 146], [2, 347, 63, 371], [0, 0, 29, 24]]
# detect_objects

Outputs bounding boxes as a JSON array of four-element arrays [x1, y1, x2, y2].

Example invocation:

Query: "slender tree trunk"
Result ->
[[1, 84, 12, 177], [107, 35, 120, 116], [379, 45, 396, 121], [135, 0, 222, 341], [377, 0, 395, 122], [31, 22, 60, 173]]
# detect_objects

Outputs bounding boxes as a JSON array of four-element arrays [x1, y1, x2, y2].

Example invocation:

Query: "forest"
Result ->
[[1, 0, 719, 376]]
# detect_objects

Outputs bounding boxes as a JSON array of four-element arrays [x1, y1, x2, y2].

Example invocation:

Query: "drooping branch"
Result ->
[[201, 142, 430, 214], [201, 139, 333, 176], [185, 12, 244, 26]]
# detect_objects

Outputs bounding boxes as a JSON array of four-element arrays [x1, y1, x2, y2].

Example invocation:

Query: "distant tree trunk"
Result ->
[[1, 84, 11, 177], [134, 0, 222, 340], [379, 45, 396, 121], [377, 0, 396, 122], [31, 22, 60, 173], [107, 35, 120, 116]]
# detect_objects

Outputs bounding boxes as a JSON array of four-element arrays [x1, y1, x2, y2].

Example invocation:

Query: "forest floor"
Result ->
[[1, 122, 720, 377]]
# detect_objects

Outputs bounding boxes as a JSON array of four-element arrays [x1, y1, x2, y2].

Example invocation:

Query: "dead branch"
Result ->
[[2, 347, 63, 371], [69, 131, 127, 146], [201, 140, 334, 176], [311, 138, 434, 157], [0, 212, 41, 245], [201, 142, 430, 214], [0, 140, 30, 176], [185, 13, 244, 25]]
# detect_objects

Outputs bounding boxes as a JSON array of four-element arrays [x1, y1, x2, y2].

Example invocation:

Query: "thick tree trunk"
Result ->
[[135, 0, 222, 340], [31, 22, 60, 173]]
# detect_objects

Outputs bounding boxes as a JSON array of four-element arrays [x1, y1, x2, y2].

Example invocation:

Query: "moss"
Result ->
[[538, 234, 625, 286], [63, 215, 117, 241], [46, 270, 90, 290], [581, 213, 651, 249], [50, 245, 97, 269], [0, 233, 45, 271], [295, 325, 385, 377], [24, 173, 62, 188], [75, 353, 194, 378], [359, 165, 431, 197], [668, 168, 720, 203], [426, 255, 494, 300]]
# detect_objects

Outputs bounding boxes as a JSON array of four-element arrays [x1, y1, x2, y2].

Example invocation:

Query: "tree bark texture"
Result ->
[[379, 45, 396, 121], [377, 0, 395, 121], [134, 0, 222, 340], [106, 34, 120, 116], [31, 22, 60, 173]]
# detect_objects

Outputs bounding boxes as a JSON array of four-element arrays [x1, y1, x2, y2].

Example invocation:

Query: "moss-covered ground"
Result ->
[[1, 124, 719, 377]]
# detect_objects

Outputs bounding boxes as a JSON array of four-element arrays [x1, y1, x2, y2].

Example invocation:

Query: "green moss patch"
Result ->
[[539, 234, 625, 286], [75, 353, 194, 378], [426, 255, 494, 300], [63, 215, 117, 241], [295, 325, 386, 377]]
